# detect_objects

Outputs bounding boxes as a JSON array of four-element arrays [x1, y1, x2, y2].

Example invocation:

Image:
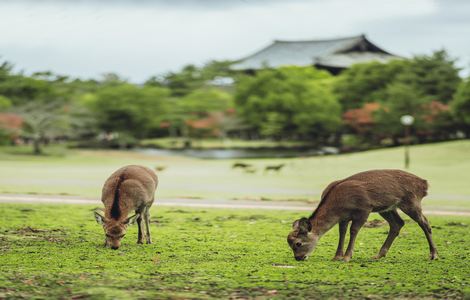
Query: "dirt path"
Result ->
[[1, 193, 470, 216]]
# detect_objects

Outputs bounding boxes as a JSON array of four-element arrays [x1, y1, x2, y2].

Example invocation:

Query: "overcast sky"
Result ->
[[1, 0, 469, 82]]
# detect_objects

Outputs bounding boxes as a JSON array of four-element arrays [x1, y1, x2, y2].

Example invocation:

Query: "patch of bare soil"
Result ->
[[3, 226, 67, 242], [364, 219, 387, 228]]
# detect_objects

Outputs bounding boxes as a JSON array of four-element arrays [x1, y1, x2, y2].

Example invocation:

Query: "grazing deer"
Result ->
[[94, 165, 158, 249], [232, 162, 252, 169], [287, 169, 437, 262], [264, 163, 285, 173]]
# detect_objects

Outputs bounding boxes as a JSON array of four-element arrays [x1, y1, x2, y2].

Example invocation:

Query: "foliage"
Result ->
[[334, 60, 406, 110], [179, 87, 234, 114], [373, 82, 431, 137], [150, 61, 235, 97], [0, 95, 12, 110], [0, 204, 469, 299], [398, 50, 461, 103], [334, 50, 461, 112], [85, 84, 171, 139], [450, 78, 470, 132], [236, 66, 341, 139], [12, 101, 92, 154]]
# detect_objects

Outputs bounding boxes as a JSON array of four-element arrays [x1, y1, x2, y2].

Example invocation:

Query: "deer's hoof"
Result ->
[[137, 240, 144, 244], [343, 256, 352, 262], [373, 253, 386, 260], [332, 255, 343, 261], [430, 252, 438, 260]]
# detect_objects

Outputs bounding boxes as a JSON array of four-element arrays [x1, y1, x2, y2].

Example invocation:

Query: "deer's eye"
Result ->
[[295, 242, 302, 247]]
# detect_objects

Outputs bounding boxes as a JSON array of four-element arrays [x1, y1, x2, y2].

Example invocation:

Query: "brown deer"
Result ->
[[264, 163, 285, 173], [287, 169, 438, 262], [94, 165, 158, 249]]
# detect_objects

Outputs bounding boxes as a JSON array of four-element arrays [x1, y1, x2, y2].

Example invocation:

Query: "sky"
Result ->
[[0, 0, 469, 82]]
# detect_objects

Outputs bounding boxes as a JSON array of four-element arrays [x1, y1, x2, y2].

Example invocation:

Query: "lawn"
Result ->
[[0, 203, 469, 299], [0, 141, 469, 211]]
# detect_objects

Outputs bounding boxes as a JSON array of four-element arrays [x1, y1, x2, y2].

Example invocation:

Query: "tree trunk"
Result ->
[[33, 138, 42, 155]]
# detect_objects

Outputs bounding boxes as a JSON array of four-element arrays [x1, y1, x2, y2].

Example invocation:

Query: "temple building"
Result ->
[[231, 34, 400, 74]]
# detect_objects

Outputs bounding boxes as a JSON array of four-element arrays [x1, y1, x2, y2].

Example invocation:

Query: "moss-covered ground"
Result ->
[[1, 204, 469, 299]]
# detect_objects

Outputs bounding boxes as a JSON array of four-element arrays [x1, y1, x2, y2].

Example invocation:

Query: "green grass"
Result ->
[[0, 140, 469, 211], [0, 204, 469, 299]]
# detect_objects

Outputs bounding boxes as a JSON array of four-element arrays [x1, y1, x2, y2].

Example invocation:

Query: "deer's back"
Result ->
[[325, 169, 428, 212], [102, 165, 158, 209]]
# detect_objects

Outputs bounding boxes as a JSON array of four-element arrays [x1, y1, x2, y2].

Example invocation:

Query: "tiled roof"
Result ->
[[231, 35, 399, 70]]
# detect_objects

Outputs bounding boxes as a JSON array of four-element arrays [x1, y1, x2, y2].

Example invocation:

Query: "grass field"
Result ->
[[0, 203, 469, 299], [0, 141, 469, 210]]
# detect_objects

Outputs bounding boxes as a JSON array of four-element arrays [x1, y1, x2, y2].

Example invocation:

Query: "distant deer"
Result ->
[[232, 162, 252, 169], [94, 165, 158, 249], [287, 169, 437, 262], [264, 163, 285, 173]]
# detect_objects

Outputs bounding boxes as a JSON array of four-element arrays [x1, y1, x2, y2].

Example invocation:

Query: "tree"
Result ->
[[86, 84, 170, 139], [160, 65, 205, 97], [235, 66, 341, 140], [450, 78, 470, 134], [398, 50, 461, 103], [334, 60, 406, 110], [179, 87, 233, 114], [13, 101, 90, 154], [334, 50, 461, 111], [373, 82, 431, 141], [161, 87, 234, 138], [0, 95, 11, 110]]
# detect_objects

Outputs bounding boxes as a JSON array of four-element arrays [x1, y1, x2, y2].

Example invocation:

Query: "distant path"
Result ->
[[0, 194, 469, 216]]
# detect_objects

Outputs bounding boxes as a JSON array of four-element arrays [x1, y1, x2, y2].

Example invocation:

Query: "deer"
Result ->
[[94, 165, 158, 249], [232, 162, 253, 169], [264, 163, 285, 173], [287, 169, 438, 262]]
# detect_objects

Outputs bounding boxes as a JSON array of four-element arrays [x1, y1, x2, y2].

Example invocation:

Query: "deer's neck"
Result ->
[[308, 205, 339, 237]]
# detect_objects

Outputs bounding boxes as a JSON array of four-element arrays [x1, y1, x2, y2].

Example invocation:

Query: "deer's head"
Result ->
[[287, 217, 318, 261], [94, 209, 139, 249]]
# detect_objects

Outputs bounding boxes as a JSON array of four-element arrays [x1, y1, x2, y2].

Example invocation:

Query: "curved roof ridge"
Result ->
[[273, 34, 364, 44]]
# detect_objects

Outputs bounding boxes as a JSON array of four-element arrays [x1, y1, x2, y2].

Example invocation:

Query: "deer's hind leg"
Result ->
[[136, 212, 144, 244], [374, 209, 404, 259], [399, 200, 438, 260]]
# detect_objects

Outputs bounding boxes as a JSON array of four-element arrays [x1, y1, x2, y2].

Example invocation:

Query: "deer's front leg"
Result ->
[[343, 212, 368, 262], [136, 214, 144, 244], [333, 221, 349, 260]]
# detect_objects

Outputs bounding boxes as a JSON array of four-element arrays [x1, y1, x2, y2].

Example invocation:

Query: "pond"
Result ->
[[135, 147, 339, 159]]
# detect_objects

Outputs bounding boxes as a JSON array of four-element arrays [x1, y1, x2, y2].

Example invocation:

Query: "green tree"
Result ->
[[334, 60, 406, 110], [450, 78, 470, 134], [236, 66, 341, 139], [161, 87, 234, 138], [334, 50, 461, 111], [86, 84, 170, 139], [179, 87, 233, 114], [13, 101, 89, 154], [0, 95, 12, 110], [373, 82, 430, 139], [398, 50, 461, 103]]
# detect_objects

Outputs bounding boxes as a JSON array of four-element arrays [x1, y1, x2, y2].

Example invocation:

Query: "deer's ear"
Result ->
[[292, 219, 300, 229], [298, 217, 312, 233], [124, 213, 140, 225], [94, 210, 105, 225]]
